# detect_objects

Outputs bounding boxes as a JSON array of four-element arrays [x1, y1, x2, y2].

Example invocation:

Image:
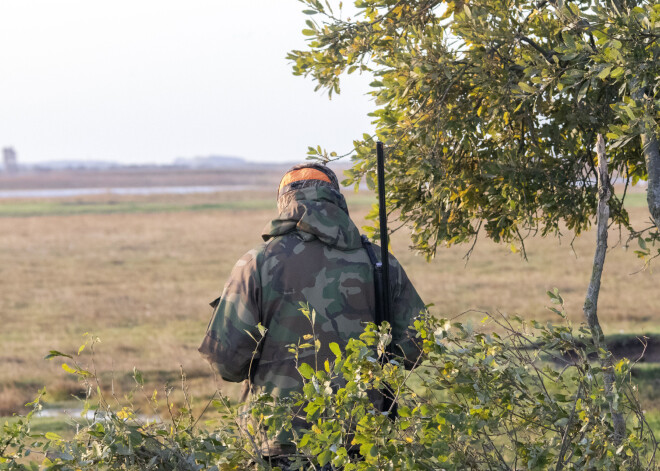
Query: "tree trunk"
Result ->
[[631, 84, 660, 230], [641, 131, 660, 230], [583, 134, 626, 444]]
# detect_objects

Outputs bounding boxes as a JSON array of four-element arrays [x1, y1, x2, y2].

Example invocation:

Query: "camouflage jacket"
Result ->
[[199, 185, 425, 454]]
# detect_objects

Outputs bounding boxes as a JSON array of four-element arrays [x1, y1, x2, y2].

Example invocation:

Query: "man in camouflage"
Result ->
[[199, 163, 425, 460]]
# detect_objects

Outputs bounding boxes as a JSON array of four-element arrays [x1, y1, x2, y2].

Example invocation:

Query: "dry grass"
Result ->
[[0, 180, 657, 418], [1, 193, 274, 413], [391, 203, 659, 335]]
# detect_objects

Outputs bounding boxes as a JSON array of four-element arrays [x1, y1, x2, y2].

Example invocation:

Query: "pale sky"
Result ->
[[0, 1, 374, 164]]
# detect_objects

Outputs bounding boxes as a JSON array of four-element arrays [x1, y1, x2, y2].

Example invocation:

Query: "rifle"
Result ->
[[361, 141, 391, 331], [376, 142, 398, 417], [376, 141, 391, 333], [360, 141, 399, 418]]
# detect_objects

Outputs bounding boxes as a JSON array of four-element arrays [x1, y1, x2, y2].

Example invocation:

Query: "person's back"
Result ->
[[199, 163, 425, 456]]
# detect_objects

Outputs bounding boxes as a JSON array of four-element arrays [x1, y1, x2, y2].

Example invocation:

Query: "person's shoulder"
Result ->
[[233, 242, 270, 270], [387, 251, 403, 268], [236, 235, 305, 269]]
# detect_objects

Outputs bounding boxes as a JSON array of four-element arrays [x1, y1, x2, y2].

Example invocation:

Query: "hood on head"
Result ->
[[263, 185, 362, 250], [277, 163, 341, 213]]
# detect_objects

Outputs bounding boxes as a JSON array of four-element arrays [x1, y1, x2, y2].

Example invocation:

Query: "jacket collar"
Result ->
[[262, 186, 362, 250]]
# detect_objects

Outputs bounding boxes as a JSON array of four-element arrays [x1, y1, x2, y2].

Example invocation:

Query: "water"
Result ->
[[36, 407, 159, 423], [0, 185, 252, 199], [36, 408, 96, 420]]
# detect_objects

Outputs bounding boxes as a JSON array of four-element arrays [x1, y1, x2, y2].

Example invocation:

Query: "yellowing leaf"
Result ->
[[45, 432, 62, 441], [597, 66, 613, 80]]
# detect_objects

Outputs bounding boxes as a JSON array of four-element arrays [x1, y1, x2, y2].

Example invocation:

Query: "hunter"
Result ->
[[199, 163, 425, 462]]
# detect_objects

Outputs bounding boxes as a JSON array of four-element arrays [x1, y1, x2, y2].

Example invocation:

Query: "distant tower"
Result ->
[[3, 147, 18, 173]]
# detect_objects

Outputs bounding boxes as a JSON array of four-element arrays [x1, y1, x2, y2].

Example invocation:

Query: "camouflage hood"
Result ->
[[262, 185, 362, 250]]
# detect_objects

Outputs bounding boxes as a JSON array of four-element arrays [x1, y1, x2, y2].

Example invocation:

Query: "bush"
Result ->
[[1, 309, 658, 470]]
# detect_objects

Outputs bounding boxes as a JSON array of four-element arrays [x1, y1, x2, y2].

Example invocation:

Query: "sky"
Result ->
[[0, 1, 374, 165]]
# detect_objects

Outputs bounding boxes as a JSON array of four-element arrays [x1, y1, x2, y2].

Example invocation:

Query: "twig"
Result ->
[[555, 384, 582, 471]]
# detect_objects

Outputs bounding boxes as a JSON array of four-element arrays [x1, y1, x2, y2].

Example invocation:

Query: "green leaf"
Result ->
[[610, 67, 625, 78], [44, 350, 72, 360], [577, 81, 589, 103], [133, 367, 144, 386], [298, 434, 310, 448], [638, 237, 647, 250], [299, 363, 314, 380], [518, 82, 536, 94], [329, 342, 342, 359], [360, 442, 377, 458], [318, 449, 332, 466], [257, 323, 268, 337]]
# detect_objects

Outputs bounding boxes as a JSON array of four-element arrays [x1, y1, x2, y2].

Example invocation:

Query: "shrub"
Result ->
[[251, 308, 658, 470], [1, 309, 657, 470]]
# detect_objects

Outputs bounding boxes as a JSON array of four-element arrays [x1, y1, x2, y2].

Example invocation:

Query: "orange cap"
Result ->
[[278, 168, 332, 193]]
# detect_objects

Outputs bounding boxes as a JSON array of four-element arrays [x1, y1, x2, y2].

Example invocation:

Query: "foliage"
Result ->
[[254, 304, 658, 470], [1, 335, 256, 470], [289, 0, 660, 259], [3, 304, 657, 470]]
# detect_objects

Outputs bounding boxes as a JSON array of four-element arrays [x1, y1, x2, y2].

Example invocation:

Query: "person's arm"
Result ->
[[388, 255, 426, 369], [199, 248, 263, 382]]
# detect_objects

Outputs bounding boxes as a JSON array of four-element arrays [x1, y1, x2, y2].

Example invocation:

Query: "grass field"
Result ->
[[0, 171, 658, 436]]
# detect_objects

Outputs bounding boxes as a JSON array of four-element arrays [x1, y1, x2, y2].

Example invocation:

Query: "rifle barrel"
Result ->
[[376, 141, 391, 327]]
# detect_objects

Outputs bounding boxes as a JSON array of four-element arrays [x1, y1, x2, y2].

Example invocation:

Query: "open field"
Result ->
[[0, 169, 658, 434], [0, 166, 293, 190]]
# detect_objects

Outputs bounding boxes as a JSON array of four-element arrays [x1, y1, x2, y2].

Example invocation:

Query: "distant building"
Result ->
[[3, 147, 18, 173]]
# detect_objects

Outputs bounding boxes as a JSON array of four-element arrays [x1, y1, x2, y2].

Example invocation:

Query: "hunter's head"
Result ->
[[277, 163, 342, 213]]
